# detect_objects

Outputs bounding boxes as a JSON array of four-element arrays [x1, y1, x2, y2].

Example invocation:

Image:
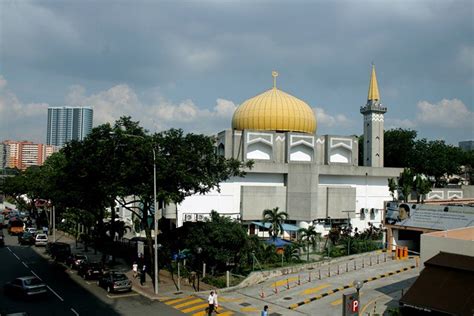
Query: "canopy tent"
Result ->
[[264, 237, 293, 247]]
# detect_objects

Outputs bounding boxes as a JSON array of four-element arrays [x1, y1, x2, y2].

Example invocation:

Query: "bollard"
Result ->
[[260, 288, 265, 298], [354, 260, 356, 270], [384, 252, 387, 262], [337, 265, 340, 275], [286, 278, 290, 289], [377, 254, 380, 264], [308, 271, 312, 282], [274, 282, 278, 294], [373, 301, 377, 314], [319, 269, 321, 280], [346, 262, 348, 272], [328, 265, 331, 277], [415, 257, 419, 268], [298, 274, 301, 285], [362, 258, 365, 268], [370, 256, 372, 266]]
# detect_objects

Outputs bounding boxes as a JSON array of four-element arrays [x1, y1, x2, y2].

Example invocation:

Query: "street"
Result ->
[[0, 230, 185, 316]]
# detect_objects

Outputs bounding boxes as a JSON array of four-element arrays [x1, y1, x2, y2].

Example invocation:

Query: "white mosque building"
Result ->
[[167, 66, 402, 237]]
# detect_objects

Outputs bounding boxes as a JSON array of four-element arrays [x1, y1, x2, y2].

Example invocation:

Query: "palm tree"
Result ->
[[262, 207, 288, 239], [298, 225, 320, 261]]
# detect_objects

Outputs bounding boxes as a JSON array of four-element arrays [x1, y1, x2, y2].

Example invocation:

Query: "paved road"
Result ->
[[195, 253, 420, 315], [0, 230, 185, 316]]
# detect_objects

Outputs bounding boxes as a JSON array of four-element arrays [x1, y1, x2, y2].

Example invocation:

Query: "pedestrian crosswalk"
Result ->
[[163, 296, 235, 316]]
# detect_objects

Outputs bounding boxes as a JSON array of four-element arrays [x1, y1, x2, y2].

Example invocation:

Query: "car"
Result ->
[[66, 254, 88, 269], [98, 271, 131, 293], [18, 232, 35, 246], [4, 276, 47, 297], [47, 242, 71, 262], [34, 234, 48, 247], [78, 262, 105, 280], [26, 227, 37, 235]]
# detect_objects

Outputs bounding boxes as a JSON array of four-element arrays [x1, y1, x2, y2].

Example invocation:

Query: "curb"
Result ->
[[289, 264, 417, 309]]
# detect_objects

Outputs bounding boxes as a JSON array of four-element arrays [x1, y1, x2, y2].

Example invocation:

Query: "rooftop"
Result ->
[[425, 226, 474, 241]]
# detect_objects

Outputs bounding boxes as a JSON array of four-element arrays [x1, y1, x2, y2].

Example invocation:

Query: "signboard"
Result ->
[[385, 203, 474, 230], [342, 293, 359, 316]]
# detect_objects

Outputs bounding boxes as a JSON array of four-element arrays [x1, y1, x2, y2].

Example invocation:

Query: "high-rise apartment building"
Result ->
[[1, 140, 58, 170], [46, 107, 93, 147]]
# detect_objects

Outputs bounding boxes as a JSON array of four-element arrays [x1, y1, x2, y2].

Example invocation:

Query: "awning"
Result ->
[[251, 221, 300, 232], [264, 237, 292, 247], [400, 252, 474, 315]]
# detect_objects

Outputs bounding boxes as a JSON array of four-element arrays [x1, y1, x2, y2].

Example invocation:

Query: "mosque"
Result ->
[[167, 66, 402, 236]]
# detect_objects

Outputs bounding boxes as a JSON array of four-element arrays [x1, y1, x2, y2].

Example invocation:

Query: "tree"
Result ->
[[384, 129, 417, 168], [298, 225, 320, 261], [398, 168, 414, 202], [413, 174, 432, 203], [262, 207, 288, 239], [413, 139, 464, 187], [388, 178, 397, 201]]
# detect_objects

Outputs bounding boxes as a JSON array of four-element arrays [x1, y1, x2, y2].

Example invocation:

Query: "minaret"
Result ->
[[360, 64, 387, 167]]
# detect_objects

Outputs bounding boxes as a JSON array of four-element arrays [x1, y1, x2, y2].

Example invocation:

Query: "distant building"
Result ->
[[459, 140, 474, 151], [47, 106, 93, 147], [1, 140, 58, 170]]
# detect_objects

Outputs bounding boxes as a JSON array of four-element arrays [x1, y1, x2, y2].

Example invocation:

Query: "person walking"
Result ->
[[207, 291, 215, 316], [140, 264, 146, 286], [132, 262, 138, 278], [213, 290, 219, 314], [261, 305, 269, 316]]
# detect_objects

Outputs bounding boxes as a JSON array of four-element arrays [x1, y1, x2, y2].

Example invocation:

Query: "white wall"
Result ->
[[177, 173, 285, 226], [319, 175, 389, 232]]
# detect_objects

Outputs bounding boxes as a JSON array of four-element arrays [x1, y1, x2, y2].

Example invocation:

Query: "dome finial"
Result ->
[[272, 71, 279, 89]]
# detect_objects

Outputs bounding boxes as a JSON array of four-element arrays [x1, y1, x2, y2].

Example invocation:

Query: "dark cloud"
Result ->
[[1, 0, 472, 144]]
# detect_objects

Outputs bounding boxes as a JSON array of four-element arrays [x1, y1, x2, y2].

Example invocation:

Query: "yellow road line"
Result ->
[[192, 312, 206, 316], [240, 306, 259, 312], [181, 303, 209, 313], [219, 297, 243, 302], [331, 298, 342, 306], [174, 298, 203, 309], [218, 312, 234, 316], [272, 276, 298, 287], [164, 296, 194, 305], [300, 283, 330, 295]]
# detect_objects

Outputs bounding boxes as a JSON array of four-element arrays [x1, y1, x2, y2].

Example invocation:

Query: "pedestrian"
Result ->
[[140, 264, 146, 285], [132, 262, 138, 278], [261, 305, 269, 316], [213, 290, 219, 314], [206, 291, 215, 316]]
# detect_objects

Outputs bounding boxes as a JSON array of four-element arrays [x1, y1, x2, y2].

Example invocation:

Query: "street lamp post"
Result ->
[[152, 147, 159, 295], [354, 280, 364, 315], [196, 247, 202, 291], [113, 131, 159, 295]]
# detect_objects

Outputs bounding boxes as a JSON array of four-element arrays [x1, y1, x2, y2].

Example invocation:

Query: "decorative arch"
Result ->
[[247, 142, 272, 160], [290, 144, 313, 162]]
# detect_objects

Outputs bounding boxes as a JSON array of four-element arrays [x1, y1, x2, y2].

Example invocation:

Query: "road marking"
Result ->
[[300, 283, 330, 295], [174, 298, 203, 308], [22, 261, 29, 268], [71, 308, 79, 316], [272, 276, 298, 287], [240, 306, 259, 312], [181, 303, 209, 313], [30, 270, 43, 281], [106, 292, 139, 299], [7, 247, 20, 260], [164, 296, 194, 305], [219, 296, 243, 302], [47, 285, 64, 301], [191, 312, 207, 316]]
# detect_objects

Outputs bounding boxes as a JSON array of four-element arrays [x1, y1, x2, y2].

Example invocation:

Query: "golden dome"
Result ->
[[232, 73, 317, 134]]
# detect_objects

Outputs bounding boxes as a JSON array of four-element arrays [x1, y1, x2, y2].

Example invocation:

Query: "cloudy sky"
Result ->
[[0, 0, 472, 145]]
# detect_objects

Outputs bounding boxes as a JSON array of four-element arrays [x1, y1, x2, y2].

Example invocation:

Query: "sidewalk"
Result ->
[[51, 231, 212, 300]]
